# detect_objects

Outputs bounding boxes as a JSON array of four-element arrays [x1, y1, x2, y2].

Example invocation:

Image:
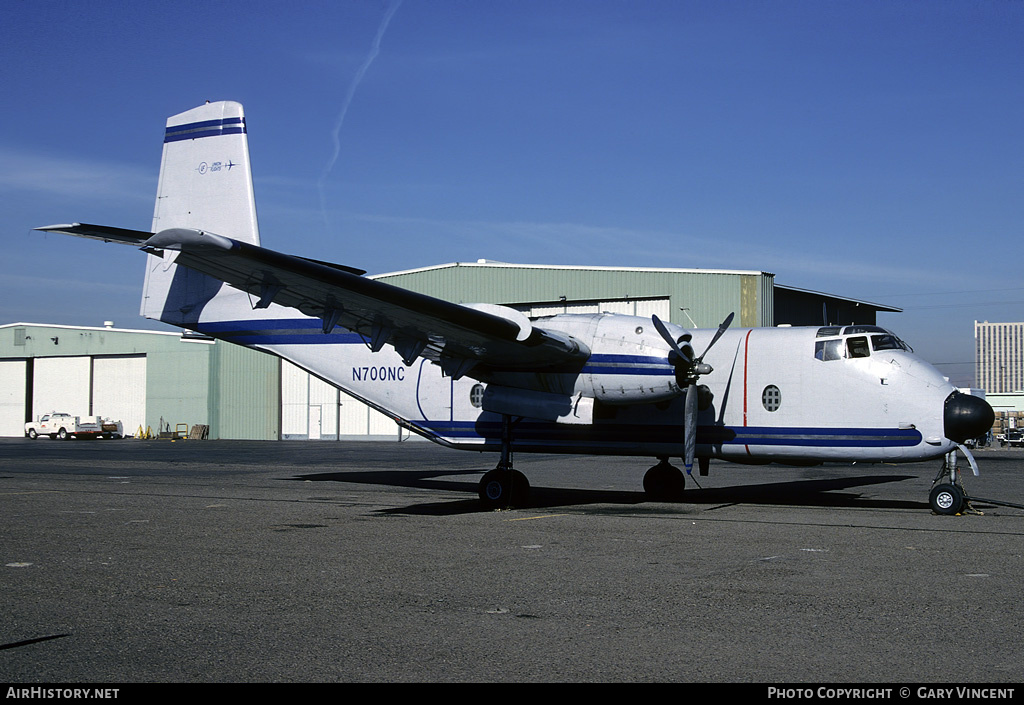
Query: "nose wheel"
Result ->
[[929, 482, 966, 515], [930, 447, 973, 515]]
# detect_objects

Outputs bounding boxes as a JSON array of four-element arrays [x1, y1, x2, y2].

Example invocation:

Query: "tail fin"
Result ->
[[141, 101, 261, 324]]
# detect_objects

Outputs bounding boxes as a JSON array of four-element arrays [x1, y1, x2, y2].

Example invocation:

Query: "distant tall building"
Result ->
[[975, 321, 1024, 393]]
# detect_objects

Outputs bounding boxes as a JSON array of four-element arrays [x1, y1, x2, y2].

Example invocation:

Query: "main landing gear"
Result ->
[[478, 415, 531, 510], [477, 417, 697, 509], [643, 458, 686, 501]]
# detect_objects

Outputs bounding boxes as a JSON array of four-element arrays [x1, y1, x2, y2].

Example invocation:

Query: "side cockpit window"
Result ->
[[814, 339, 844, 361]]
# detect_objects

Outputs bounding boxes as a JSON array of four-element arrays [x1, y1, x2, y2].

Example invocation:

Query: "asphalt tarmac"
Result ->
[[2, 438, 1023, 684]]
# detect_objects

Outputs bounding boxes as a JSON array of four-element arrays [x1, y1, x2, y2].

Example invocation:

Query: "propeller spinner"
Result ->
[[653, 312, 734, 475]]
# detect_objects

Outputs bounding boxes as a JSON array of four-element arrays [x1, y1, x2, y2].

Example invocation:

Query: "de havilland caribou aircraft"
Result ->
[[38, 101, 994, 513]]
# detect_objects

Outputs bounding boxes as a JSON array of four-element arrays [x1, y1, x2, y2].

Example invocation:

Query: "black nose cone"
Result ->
[[944, 391, 995, 444]]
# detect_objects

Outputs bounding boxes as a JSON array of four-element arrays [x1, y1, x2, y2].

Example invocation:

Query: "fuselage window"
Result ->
[[847, 336, 870, 358], [470, 384, 485, 408], [814, 339, 844, 361], [762, 385, 782, 412]]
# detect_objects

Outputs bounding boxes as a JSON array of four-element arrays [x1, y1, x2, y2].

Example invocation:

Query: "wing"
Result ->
[[36, 224, 590, 378]]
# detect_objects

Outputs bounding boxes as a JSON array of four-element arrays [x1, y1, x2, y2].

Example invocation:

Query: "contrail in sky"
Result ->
[[319, 0, 403, 227]]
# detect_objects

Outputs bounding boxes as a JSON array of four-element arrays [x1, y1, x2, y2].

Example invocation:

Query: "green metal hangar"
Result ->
[[0, 322, 280, 440], [0, 261, 898, 440]]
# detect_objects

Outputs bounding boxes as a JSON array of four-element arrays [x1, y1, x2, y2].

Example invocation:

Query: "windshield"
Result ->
[[871, 333, 904, 351], [814, 328, 913, 361]]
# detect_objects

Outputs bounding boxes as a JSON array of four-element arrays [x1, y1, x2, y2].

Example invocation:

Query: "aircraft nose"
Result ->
[[944, 391, 995, 444]]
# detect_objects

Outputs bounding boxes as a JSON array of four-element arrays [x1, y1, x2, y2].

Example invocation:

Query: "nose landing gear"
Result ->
[[930, 444, 1024, 515], [930, 446, 976, 515]]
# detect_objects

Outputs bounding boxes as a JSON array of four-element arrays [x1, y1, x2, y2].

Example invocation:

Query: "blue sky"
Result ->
[[2, 0, 1022, 387]]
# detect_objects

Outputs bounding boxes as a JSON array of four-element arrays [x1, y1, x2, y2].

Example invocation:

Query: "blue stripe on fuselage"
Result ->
[[418, 420, 923, 449], [582, 353, 673, 376]]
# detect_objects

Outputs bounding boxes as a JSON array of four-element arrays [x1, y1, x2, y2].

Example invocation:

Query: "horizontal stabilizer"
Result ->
[[36, 223, 366, 276], [36, 223, 153, 246]]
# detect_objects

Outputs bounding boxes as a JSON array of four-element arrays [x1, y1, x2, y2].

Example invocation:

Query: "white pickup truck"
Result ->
[[997, 428, 1024, 448], [25, 413, 124, 440]]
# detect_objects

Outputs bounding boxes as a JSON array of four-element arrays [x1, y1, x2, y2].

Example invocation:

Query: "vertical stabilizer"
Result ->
[[141, 101, 261, 324]]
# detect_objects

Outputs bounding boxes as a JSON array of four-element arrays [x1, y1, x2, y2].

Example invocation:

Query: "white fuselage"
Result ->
[[190, 289, 957, 464]]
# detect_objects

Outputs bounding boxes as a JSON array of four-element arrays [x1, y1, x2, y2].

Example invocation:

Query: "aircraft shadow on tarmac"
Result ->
[[289, 469, 923, 515]]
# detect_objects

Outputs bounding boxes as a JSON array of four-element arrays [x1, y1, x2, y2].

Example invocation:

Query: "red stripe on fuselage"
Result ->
[[743, 329, 752, 455]]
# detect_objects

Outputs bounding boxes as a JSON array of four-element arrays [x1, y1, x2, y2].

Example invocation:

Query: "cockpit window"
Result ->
[[847, 336, 871, 358], [871, 334, 902, 351], [815, 328, 913, 360], [843, 325, 886, 335], [814, 339, 844, 361]]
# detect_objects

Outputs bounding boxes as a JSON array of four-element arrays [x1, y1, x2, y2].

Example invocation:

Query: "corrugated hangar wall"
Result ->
[[371, 262, 775, 329], [0, 323, 280, 440], [207, 341, 281, 440]]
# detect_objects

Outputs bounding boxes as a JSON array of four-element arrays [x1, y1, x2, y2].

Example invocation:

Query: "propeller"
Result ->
[[653, 312, 734, 475]]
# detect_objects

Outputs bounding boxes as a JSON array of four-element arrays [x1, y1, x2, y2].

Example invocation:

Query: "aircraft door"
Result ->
[[414, 359, 454, 422], [308, 405, 322, 440]]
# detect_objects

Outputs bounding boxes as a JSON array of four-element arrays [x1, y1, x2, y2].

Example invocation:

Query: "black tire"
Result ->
[[478, 468, 530, 509], [27, 429, 37, 439], [643, 463, 686, 501], [57, 428, 68, 440], [930, 483, 965, 515]]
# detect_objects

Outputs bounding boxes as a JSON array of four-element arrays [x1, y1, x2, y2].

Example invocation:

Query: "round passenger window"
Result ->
[[470, 384, 485, 408], [762, 385, 781, 412]]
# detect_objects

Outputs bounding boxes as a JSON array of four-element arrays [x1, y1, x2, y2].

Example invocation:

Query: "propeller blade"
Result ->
[[684, 383, 697, 475], [653, 314, 732, 480], [700, 312, 734, 360], [654, 312, 734, 391], [652, 314, 688, 360]]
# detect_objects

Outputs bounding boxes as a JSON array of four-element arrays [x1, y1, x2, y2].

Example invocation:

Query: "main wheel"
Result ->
[[478, 468, 530, 509], [27, 429, 37, 439], [643, 462, 685, 501], [57, 428, 68, 440], [929, 483, 965, 515]]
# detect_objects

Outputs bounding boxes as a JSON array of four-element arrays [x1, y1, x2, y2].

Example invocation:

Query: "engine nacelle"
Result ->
[[483, 385, 594, 425], [581, 313, 681, 405]]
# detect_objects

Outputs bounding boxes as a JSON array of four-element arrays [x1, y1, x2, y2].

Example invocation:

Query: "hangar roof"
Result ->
[[773, 285, 902, 313], [371, 259, 769, 278]]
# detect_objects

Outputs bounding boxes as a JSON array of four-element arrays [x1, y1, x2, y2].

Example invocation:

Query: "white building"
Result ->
[[975, 321, 1024, 394]]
